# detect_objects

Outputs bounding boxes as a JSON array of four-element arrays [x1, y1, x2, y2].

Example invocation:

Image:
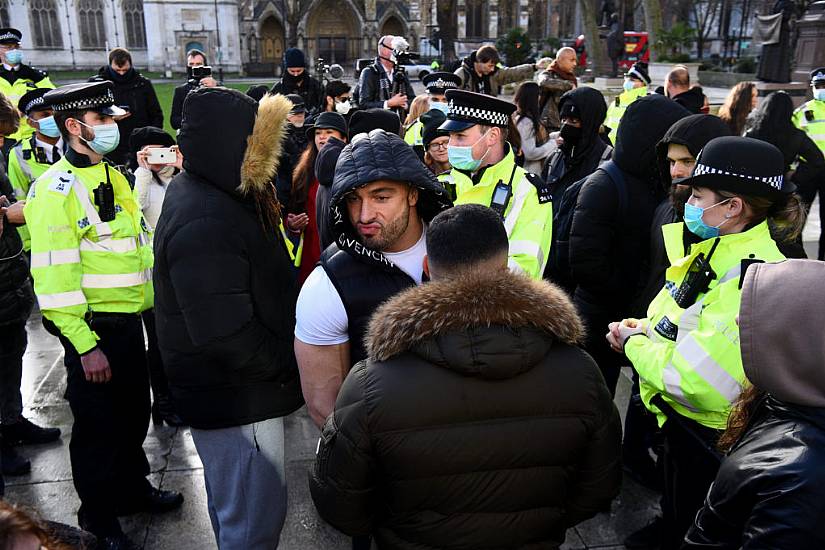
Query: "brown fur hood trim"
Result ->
[[239, 93, 291, 194], [366, 269, 585, 362]]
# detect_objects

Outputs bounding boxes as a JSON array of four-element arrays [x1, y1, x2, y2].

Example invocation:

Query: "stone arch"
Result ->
[[380, 14, 405, 38], [259, 15, 285, 63], [301, 0, 364, 65]]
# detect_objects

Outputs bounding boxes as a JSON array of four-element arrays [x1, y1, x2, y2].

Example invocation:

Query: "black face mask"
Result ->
[[283, 70, 304, 85], [560, 123, 582, 147]]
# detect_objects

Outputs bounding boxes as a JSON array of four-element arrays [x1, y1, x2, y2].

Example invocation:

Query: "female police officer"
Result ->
[[606, 136, 805, 550]]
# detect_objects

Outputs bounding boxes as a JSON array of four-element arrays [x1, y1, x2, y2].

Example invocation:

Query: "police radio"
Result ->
[[94, 164, 116, 222], [489, 180, 512, 219], [672, 239, 719, 308]]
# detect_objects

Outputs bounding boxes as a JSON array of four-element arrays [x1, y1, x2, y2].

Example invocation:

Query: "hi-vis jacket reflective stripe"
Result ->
[[625, 221, 785, 430], [24, 156, 154, 354], [793, 99, 825, 154], [605, 86, 647, 145], [404, 119, 424, 147], [7, 139, 56, 251], [0, 71, 55, 142], [449, 148, 553, 279]]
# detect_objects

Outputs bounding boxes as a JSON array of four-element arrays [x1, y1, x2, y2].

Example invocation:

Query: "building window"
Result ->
[[78, 0, 107, 49], [465, 0, 486, 38], [124, 0, 147, 49], [0, 0, 9, 29], [29, 0, 64, 48]]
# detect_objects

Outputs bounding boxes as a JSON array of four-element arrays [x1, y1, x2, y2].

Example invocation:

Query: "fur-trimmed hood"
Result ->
[[366, 269, 585, 378], [179, 87, 290, 196]]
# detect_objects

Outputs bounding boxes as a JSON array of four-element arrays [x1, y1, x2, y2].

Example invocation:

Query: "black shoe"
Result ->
[[99, 534, 141, 550], [2, 417, 61, 445], [1, 441, 31, 476], [117, 487, 184, 516], [624, 516, 663, 550], [151, 397, 186, 427]]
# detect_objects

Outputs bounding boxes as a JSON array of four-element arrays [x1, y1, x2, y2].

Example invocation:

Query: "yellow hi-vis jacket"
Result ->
[[793, 98, 825, 154], [24, 155, 154, 354], [404, 119, 424, 147], [625, 221, 785, 430], [7, 137, 59, 251], [449, 147, 553, 278], [605, 86, 647, 145], [0, 66, 55, 142]]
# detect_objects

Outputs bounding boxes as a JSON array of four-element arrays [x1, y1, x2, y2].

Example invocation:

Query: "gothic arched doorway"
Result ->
[[306, 0, 360, 65], [260, 16, 285, 64], [381, 15, 404, 37]]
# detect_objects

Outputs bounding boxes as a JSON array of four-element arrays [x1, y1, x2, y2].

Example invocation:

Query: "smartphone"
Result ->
[[147, 147, 176, 165]]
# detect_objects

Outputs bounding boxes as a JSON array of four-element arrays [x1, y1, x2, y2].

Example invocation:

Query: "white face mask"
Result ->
[[335, 100, 352, 115], [291, 121, 305, 128]]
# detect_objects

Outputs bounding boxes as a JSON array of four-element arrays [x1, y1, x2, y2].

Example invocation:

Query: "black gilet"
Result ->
[[320, 244, 415, 367]]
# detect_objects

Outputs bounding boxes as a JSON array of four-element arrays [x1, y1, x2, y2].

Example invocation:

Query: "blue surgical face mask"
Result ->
[[623, 79, 635, 92], [431, 101, 449, 115], [34, 115, 61, 138], [5, 49, 22, 65], [683, 198, 731, 240], [814, 87, 825, 101], [447, 129, 490, 172], [77, 120, 120, 155]]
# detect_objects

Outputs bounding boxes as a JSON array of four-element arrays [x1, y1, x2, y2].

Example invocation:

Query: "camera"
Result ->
[[187, 65, 212, 85], [387, 37, 419, 66], [315, 58, 344, 81]]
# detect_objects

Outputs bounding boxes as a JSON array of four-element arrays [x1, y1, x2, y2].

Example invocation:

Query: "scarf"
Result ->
[[548, 61, 578, 86], [375, 58, 392, 101]]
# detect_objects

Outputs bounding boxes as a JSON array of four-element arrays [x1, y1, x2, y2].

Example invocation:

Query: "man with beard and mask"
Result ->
[[357, 36, 416, 113], [89, 48, 163, 167], [25, 81, 182, 550], [295, 129, 452, 430], [271, 48, 324, 114], [455, 45, 543, 97], [276, 94, 310, 206], [536, 47, 578, 134], [568, 95, 690, 395], [441, 89, 554, 279], [0, 28, 54, 152], [322, 80, 353, 117]]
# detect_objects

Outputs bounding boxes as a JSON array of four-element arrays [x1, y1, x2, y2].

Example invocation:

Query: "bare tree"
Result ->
[[642, 0, 663, 61], [436, 0, 458, 62], [691, 0, 723, 59], [579, 0, 611, 75]]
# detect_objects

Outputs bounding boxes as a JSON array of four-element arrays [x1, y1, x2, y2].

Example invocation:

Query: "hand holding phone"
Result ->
[[147, 146, 177, 165]]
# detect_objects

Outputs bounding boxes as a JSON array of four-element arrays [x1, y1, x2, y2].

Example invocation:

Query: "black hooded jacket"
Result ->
[[637, 115, 731, 311], [671, 86, 706, 115], [314, 136, 346, 250], [541, 87, 611, 199], [0, 163, 34, 327], [271, 72, 325, 114], [89, 67, 164, 166], [569, 95, 690, 317], [320, 130, 452, 365], [152, 88, 303, 429]]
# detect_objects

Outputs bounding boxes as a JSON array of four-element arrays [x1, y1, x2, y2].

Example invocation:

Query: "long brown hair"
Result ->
[[0, 501, 73, 550], [718, 81, 755, 136], [290, 140, 319, 214], [718, 384, 766, 452]]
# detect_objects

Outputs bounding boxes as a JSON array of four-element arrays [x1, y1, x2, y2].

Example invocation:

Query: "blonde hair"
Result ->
[[0, 93, 20, 137], [404, 94, 430, 127], [715, 189, 807, 242]]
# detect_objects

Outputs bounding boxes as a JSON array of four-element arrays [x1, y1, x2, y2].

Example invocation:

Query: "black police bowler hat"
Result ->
[[18, 88, 52, 115], [685, 136, 795, 199], [306, 111, 348, 140], [440, 89, 516, 132], [811, 67, 825, 85], [45, 81, 127, 117], [0, 28, 22, 45]]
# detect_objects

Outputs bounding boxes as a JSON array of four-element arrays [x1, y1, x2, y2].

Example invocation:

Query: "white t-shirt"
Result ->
[[295, 227, 427, 346]]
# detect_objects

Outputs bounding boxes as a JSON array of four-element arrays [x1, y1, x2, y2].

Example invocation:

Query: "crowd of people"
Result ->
[[0, 23, 824, 550]]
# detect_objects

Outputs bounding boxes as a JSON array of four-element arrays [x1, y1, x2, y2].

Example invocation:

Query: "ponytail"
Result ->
[[716, 190, 807, 244]]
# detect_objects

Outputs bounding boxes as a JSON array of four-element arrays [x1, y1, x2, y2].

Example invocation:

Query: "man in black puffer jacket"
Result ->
[[153, 88, 303, 548], [568, 94, 689, 394], [310, 204, 621, 549]]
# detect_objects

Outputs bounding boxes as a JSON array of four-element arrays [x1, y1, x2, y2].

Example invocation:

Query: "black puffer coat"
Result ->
[[309, 270, 622, 549], [569, 95, 690, 318], [0, 162, 33, 326], [89, 67, 164, 166], [153, 88, 303, 429]]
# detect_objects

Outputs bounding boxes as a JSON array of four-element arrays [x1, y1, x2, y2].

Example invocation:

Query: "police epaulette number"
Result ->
[[525, 172, 552, 204]]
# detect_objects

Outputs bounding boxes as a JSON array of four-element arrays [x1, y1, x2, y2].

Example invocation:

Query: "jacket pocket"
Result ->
[[315, 414, 338, 481]]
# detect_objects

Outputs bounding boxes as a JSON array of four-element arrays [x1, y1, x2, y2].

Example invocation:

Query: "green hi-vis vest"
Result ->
[[8, 137, 59, 250], [449, 148, 553, 279], [0, 71, 55, 142], [793, 98, 825, 154], [24, 156, 154, 354], [625, 221, 785, 430], [605, 86, 647, 145]]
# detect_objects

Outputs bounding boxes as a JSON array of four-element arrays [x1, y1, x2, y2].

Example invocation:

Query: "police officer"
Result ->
[[440, 89, 553, 279], [0, 28, 54, 151], [604, 62, 649, 144], [607, 136, 804, 550], [404, 72, 461, 149], [793, 67, 825, 260], [7, 88, 63, 251], [24, 81, 182, 550]]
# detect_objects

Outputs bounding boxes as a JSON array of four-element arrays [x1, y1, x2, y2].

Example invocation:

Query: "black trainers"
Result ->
[[624, 516, 663, 550], [116, 487, 184, 516], [2, 417, 61, 445], [1, 440, 31, 476]]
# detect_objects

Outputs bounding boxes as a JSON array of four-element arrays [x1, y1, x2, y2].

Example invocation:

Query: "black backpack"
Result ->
[[546, 160, 628, 288]]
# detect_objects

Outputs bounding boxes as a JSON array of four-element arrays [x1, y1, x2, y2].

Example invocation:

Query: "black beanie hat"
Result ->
[[421, 109, 447, 149], [284, 48, 306, 69], [129, 126, 175, 154], [347, 108, 401, 141]]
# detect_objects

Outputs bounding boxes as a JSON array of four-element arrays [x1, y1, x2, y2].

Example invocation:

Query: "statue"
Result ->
[[756, 0, 798, 83]]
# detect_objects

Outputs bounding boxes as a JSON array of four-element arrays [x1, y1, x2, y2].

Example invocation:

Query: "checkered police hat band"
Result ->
[[0, 32, 19, 41], [429, 79, 458, 90], [24, 96, 46, 113], [694, 162, 784, 190], [448, 101, 510, 126], [813, 70, 825, 82], [53, 90, 115, 112]]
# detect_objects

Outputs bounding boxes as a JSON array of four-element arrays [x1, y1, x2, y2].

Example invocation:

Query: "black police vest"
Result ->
[[320, 244, 415, 367]]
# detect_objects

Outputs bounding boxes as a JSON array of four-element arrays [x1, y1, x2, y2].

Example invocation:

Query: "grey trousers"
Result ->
[[190, 417, 287, 550]]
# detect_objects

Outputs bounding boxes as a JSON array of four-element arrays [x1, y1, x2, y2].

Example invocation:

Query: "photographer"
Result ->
[[170, 49, 218, 131], [357, 35, 415, 113], [271, 48, 324, 115]]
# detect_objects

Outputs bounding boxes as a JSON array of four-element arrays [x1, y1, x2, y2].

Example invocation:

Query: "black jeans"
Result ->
[[48, 313, 152, 537], [0, 322, 26, 424]]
